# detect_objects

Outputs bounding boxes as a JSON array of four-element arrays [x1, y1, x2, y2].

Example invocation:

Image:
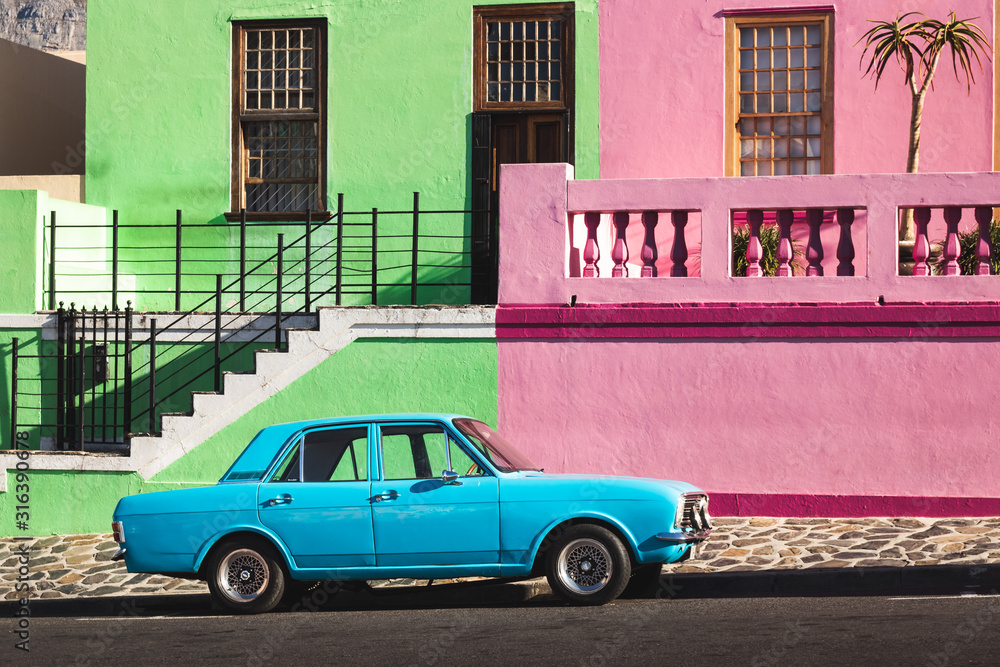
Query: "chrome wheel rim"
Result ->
[[218, 549, 270, 603], [557, 538, 612, 594]]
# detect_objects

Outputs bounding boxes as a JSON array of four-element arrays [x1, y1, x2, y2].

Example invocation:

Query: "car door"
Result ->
[[371, 422, 500, 568], [257, 424, 375, 568]]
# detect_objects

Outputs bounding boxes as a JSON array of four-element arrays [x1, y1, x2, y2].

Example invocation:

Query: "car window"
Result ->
[[270, 426, 368, 483], [380, 425, 449, 480], [448, 436, 484, 476]]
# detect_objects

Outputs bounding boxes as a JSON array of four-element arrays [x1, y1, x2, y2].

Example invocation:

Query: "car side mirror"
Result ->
[[442, 470, 462, 485]]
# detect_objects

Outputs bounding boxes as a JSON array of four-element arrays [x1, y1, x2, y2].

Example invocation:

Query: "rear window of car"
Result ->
[[220, 430, 282, 482]]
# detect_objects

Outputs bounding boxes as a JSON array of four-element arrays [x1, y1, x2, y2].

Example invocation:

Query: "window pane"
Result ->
[[772, 94, 787, 112], [806, 92, 821, 111], [773, 27, 787, 46], [740, 118, 755, 136], [773, 117, 789, 135], [807, 137, 821, 157], [756, 93, 770, 113], [302, 427, 368, 483], [740, 28, 753, 47], [756, 29, 770, 46], [790, 70, 804, 89], [756, 117, 771, 135], [773, 71, 788, 90], [741, 139, 755, 158], [773, 48, 787, 68], [789, 93, 804, 112], [773, 137, 788, 158], [756, 139, 771, 158], [741, 72, 754, 91], [756, 49, 770, 68], [790, 160, 805, 175], [740, 50, 753, 69], [807, 116, 821, 135], [790, 48, 804, 68], [480, 11, 567, 107], [790, 117, 806, 135], [790, 137, 805, 158], [806, 25, 820, 45], [756, 72, 770, 91], [807, 47, 820, 67], [773, 161, 788, 175], [790, 27, 804, 45], [807, 70, 821, 90], [806, 159, 821, 174], [741, 161, 755, 176], [381, 425, 449, 480], [741, 94, 754, 113]]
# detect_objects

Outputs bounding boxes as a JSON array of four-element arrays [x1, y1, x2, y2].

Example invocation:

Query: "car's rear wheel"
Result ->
[[207, 538, 285, 614], [545, 524, 631, 605]]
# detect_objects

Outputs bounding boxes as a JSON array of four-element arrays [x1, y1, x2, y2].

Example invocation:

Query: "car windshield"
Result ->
[[453, 418, 541, 473]]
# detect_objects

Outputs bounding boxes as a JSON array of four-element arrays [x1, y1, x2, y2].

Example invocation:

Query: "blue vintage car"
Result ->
[[111, 414, 711, 612]]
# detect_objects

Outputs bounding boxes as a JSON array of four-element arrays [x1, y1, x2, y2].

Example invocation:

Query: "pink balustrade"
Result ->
[[498, 164, 1000, 305]]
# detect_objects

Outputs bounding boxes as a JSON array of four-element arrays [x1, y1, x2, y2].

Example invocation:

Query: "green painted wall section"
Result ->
[[0, 337, 497, 536], [0, 190, 43, 314], [0, 329, 45, 450], [84, 0, 598, 309]]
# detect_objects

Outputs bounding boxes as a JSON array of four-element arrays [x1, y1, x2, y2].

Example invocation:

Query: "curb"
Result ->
[[0, 578, 551, 618]]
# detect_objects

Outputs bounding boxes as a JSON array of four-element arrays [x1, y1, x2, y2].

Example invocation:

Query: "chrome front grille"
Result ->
[[678, 493, 712, 532]]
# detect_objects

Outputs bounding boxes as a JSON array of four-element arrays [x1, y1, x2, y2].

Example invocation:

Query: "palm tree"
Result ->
[[857, 12, 992, 242]]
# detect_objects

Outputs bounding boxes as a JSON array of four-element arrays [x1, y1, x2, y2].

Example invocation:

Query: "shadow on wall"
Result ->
[[0, 37, 84, 176]]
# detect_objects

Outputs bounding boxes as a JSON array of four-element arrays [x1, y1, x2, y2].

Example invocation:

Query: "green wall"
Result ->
[[85, 0, 599, 308], [0, 190, 43, 314], [0, 336, 497, 536]]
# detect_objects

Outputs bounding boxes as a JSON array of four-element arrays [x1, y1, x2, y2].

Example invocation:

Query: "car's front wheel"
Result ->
[[545, 524, 631, 605], [207, 538, 285, 614]]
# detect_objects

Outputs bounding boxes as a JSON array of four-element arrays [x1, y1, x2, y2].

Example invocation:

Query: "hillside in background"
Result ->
[[0, 0, 84, 52]]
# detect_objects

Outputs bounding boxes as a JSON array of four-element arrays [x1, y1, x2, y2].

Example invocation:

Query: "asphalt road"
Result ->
[[4, 591, 1000, 667]]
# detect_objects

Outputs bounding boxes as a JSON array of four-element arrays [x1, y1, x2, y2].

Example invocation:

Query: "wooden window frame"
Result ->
[[227, 18, 330, 222], [724, 12, 834, 177], [473, 3, 575, 112]]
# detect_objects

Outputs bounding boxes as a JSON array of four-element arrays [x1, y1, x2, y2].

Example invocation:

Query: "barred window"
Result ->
[[231, 20, 327, 219], [725, 15, 833, 176], [474, 4, 573, 111]]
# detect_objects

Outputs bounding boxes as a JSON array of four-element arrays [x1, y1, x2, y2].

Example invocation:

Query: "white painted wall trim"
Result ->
[[0, 306, 496, 491]]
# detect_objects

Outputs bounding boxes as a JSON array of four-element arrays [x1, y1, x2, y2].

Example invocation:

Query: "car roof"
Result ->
[[258, 413, 474, 441]]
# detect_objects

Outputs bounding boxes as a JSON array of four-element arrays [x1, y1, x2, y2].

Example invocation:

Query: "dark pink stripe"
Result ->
[[496, 303, 1000, 339], [709, 493, 1000, 517]]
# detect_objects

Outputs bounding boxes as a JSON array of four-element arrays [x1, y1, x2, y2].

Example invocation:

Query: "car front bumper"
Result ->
[[654, 529, 711, 545]]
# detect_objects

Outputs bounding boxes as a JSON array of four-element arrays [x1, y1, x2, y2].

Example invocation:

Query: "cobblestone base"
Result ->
[[683, 517, 1000, 573], [3, 517, 999, 600]]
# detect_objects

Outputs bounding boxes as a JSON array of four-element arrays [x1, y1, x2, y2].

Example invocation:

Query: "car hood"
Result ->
[[502, 471, 705, 498]]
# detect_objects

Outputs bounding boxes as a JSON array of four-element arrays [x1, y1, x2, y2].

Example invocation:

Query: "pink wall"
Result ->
[[497, 334, 1000, 511], [496, 162, 1000, 516], [598, 1, 995, 178]]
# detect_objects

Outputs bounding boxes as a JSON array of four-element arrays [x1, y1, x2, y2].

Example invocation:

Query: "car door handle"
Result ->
[[373, 491, 400, 502], [266, 495, 294, 506]]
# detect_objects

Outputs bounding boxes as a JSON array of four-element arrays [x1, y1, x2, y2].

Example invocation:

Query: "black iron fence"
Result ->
[[46, 193, 488, 312]]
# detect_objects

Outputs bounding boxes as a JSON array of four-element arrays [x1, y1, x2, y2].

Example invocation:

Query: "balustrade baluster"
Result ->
[[912, 207, 932, 276], [941, 207, 962, 276], [670, 211, 689, 277], [776, 210, 793, 277], [806, 208, 824, 276], [745, 209, 764, 277], [612, 212, 630, 277], [640, 211, 658, 277], [836, 208, 856, 276], [583, 212, 601, 278], [975, 206, 993, 275]]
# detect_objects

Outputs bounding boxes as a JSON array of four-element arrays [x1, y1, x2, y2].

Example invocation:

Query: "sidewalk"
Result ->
[[3, 516, 998, 603]]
